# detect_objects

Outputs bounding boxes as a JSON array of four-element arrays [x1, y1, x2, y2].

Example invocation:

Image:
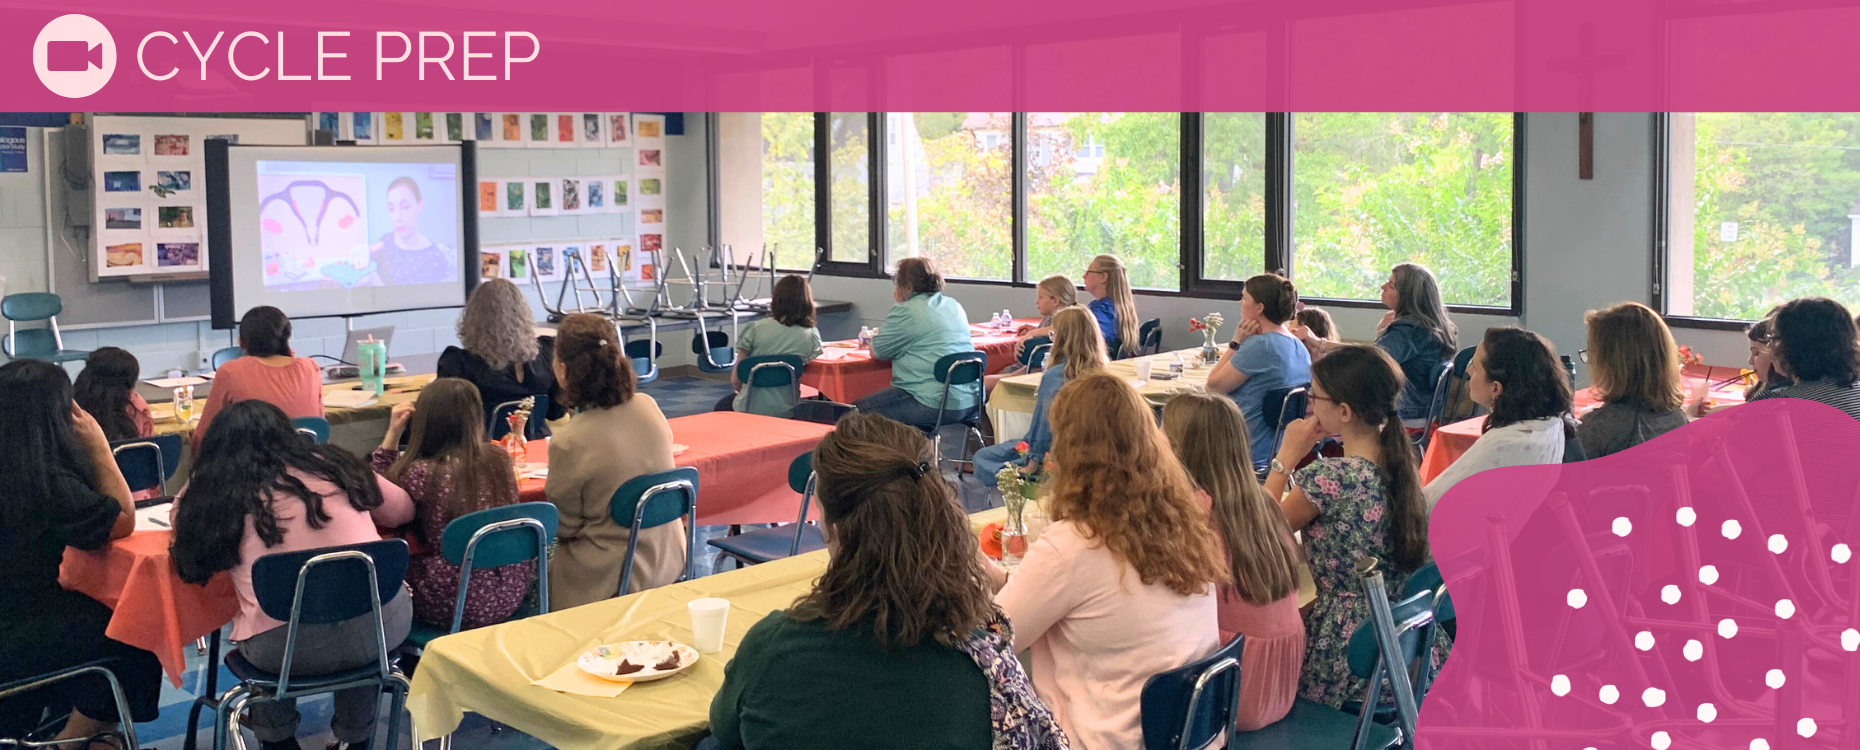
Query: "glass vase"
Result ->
[[1000, 497, 1029, 569], [1200, 330, 1221, 366]]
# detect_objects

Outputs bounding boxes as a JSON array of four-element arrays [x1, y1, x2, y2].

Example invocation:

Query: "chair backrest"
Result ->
[[692, 330, 736, 371], [488, 395, 551, 441], [111, 437, 179, 495], [1138, 318, 1164, 356], [250, 539, 410, 625], [1345, 587, 1438, 678], [1346, 571, 1436, 741], [610, 467, 700, 529], [211, 346, 244, 370], [626, 338, 663, 382], [1262, 385, 1310, 457], [5, 329, 62, 358], [1435, 346, 1485, 425], [791, 400, 856, 426], [1017, 336, 1053, 369], [934, 351, 987, 387], [787, 451, 814, 496], [1420, 361, 1455, 447], [292, 416, 331, 443], [738, 354, 805, 388], [1, 292, 62, 322], [440, 501, 559, 567], [1140, 634, 1244, 750]]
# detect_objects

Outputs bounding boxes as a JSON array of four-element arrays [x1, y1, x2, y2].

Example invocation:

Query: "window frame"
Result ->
[[796, 111, 1527, 312], [1650, 112, 1783, 331]]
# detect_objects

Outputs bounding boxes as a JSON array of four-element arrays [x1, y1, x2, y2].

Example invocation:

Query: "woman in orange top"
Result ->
[[195, 306, 324, 443]]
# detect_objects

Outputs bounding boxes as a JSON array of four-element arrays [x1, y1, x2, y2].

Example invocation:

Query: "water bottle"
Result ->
[[357, 336, 388, 395], [1170, 352, 1186, 376], [173, 386, 195, 422], [858, 326, 873, 349], [989, 312, 1003, 330], [1001, 309, 1013, 328]]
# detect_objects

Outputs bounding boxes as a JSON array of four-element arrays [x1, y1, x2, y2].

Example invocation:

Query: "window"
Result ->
[[718, 113, 814, 271], [1025, 112, 1182, 290], [828, 113, 870, 265], [1290, 113, 1516, 308], [1663, 113, 1860, 321], [1200, 113, 1269, 282], [884, 113, 1013, 280]]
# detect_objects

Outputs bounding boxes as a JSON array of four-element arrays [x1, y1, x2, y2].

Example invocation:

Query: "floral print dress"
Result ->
[[1293, 456, 1447, 708], [371, 448, 535, 631]]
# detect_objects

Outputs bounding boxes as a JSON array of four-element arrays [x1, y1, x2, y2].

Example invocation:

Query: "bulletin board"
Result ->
[[88, 115, 309, 281]]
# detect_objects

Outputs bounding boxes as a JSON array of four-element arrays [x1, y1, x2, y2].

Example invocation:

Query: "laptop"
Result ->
[[325, 326, 403, 380]]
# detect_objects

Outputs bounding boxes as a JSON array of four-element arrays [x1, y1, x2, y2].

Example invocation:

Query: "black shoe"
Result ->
[[260, 739, 301, 750]]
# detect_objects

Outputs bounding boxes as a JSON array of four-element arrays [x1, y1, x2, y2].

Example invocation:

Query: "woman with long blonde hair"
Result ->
[[1162, 392, 1306, 730], [1083, 255, 1140, 359], [989, 275, 1080, 391], [975, 305, 1107, 487], [1577, 301, 1688, 458], [987, 373, 1224, 750]]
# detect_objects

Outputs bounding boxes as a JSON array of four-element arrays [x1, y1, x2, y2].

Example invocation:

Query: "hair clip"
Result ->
[[902, 461, 928, 480], [596, 338, 609, 347]]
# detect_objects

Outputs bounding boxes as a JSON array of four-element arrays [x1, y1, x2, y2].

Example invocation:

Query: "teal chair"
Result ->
[[2, 293, 88, 362], [609, 467, 699, 595], [927, 351, 987, 471], [210, 346, 243, 370], [292, 416, 331, 443], [1018, 335, 1053, 371], [733, 354, 807, 418], [691, 330, 737, 375], [627, 339, 662, 385], [404, 502, 558, 648], [706, 452, 825, 568], [1138, 318, 1163, 356]]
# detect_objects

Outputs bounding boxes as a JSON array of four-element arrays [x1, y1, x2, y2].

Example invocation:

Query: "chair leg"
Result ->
[[384, 675, 412, 750], [213, 686, 254, 750], [196, 637, 209, 655]]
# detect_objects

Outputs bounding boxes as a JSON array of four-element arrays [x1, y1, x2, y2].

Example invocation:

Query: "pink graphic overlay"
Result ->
[[1420, 399, 1860, 750], [5, 0, 1860, 108]]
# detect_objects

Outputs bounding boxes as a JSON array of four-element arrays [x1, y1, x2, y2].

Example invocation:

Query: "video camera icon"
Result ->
[[45, 40, 103, 72], [33, 15, 116, 98]]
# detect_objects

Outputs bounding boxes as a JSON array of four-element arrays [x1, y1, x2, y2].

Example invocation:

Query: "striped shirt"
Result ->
[[1749, 378, 1860, 422]]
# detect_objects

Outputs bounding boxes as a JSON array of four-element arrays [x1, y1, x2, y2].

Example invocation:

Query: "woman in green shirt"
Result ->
[[856, 257, 982, 430], [714, 274, 825, 417], [707, 413, 1066, 750]]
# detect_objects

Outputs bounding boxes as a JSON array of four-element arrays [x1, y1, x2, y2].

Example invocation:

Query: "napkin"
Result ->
[[531, 661, 631, 698]]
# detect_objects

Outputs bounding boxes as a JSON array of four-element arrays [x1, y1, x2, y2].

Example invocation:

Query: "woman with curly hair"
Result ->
[[440, 278, 568, 438], [986, 372, 1224, 750]]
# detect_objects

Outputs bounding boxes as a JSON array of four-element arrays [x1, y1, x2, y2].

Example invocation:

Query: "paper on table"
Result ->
[[531, 660, 631, 698], [145, 376, 209, 389], [134, 504, 172, 531], [323, 390, 379, 409]]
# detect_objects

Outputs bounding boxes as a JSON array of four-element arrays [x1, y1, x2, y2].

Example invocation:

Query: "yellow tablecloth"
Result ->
[[987, 348, 1219, 435], [149, 373, 438, 437]]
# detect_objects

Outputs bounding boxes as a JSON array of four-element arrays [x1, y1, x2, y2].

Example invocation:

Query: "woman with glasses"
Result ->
[[1576, 302, 1689, 459], [1082, 255, 1140, 359], [1747, 297, 1860, 421]]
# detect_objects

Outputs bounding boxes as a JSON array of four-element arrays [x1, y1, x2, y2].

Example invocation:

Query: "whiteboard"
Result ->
[[89, 115, 308, 281]]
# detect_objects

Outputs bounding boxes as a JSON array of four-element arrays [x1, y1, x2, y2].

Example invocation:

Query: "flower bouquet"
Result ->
[[1189, 312, 1226, 365], [502, 396, 536, 471], [1677, 344, 1705, 368], [991, 442, 1040, 567]]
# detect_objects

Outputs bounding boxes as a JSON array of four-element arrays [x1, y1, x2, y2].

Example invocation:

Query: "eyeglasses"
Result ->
[[1578, 349, 1589, 363]]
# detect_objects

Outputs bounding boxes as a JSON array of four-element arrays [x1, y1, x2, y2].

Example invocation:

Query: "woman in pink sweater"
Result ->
[[987, 373, 1227, 750], [172, 400, 413, 750], [195, 306, 324, 445]]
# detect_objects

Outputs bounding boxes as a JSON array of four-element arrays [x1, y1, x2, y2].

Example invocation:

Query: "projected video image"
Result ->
[[256, 161, 459, 291]]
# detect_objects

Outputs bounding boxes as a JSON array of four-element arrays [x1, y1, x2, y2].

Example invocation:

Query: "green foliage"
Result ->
[[761, 112, 814, 265]]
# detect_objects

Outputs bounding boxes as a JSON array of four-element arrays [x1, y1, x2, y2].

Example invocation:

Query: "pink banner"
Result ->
[[10, 0, 1860, 110]]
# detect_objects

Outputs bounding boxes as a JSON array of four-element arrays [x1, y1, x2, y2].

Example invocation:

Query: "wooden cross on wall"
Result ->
[[1547, 24, 1627, 180]]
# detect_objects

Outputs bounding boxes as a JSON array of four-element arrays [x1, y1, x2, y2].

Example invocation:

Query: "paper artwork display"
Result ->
[[103, 134, 140, 155], [530, 180, 556, 216], [502, 114, 523, 144], [638, 149, 662, 168], [157, 206, 194, 229], [507, 248, 530, 279], [561, 178, 581, 213], [613, 178, 630, 207], [529, 114, 551, 146], [445, 113, 465, 142], [414, 113, 435, 141], [555, 114, 576, 144], [580, 114, 603, 147], [606, 113, 630, 147], [481, 251, 503, 279], [533, 245, 561, 280], [635, 117, 662, 140], [353, 113, 375, 142], [154, 170, 191, 194], [315, 112, 341, 135], [478, 180, 500, 215], [641, 233, 662, 253], [104, 208, 141, 230], [103, 171, 140, 192], [157, 242, 200, 267], [475, 113, 495, 141], [154, 135, 189, 156], [586, 179, 606, 211], [105, 242, 143, 268], [638, 178, 660, 196]]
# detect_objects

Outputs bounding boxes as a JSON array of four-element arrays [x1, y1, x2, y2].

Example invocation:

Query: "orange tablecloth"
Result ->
[[1418, 377, 1748, 483], [59, 530, 239, 686], [518, 411, 833, 526], [801, 319, 1037, 404]]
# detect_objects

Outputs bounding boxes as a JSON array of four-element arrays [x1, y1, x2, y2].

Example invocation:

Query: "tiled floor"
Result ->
[[130, 375, 995, 750]]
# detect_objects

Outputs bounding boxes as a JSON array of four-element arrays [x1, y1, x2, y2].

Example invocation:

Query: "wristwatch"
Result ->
[[1228, 340, 1242, 352], [1269, 458, 1289, 476]]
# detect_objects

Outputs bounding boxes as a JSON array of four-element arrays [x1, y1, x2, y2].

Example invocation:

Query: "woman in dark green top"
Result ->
[[708, 413, 1067, 750]]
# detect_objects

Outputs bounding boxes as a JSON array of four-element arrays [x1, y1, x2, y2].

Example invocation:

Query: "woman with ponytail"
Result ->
[[1261, 345, 1436, 709], [1207, 273, 1312, 471], [1082, 255, 1140, 359], [709, 413, 1065, 750], [988, 373, 1224, 750]]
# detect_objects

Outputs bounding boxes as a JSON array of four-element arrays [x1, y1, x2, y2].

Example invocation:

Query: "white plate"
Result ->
[[672, 444, 690, 456], [577, 641, 699, 683]]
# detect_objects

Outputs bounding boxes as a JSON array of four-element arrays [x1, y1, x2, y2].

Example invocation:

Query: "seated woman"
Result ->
[[1423, 327, 1572, 511], [1083, 255, 1140, 359], [1577, 302, 1689, 459], [1296, 264, 1457, 429], [1745, 311, 1792, 400], [1161, 391, 1306, 731], [373, 378, 531, 631], [986, 274, 1077, 392], [545, 314, 685, 609], [1290, 307, 1341, 362], [974, 305, 1108, 487], [1749, 297, 1860, 421], [195, 306, 325, 442], [439, 278, 568, 437], [987, 373, 1224, 750], [1207, 273, 1312, 472], [74, 347, 154, 442], [171, 400, 414, 750], [0, 361, 162, 743], [717, 274, 825, 417], [708, 413, 1065, 750], [1260, 345, 1436, 708], [857, 258, 980, 430]]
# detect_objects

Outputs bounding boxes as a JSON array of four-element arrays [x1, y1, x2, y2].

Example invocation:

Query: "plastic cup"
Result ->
[[1134, 359, 1153, 382], [688, 598, 731, 653]]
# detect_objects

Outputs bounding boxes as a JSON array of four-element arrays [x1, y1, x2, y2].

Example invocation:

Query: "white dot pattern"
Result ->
[[1776, 599, 1796, 619], [1551, 674, 1570, 696], [1697, 703, 1717, 722], [1720, 619, 1739, 638], [1634, 631, 1655, 651], [1699, 565, 1719, 585], [1599, 684, 1619, 704], [1661, 585, 1681, 604], [1844, 629, 1860, 652], [1767, 669, 1786, 689], [1568, 589, 1588, 609], [1652, 732, 1672, 750], [1834, 543, 1852, 564], [1724, 520, 1743, 539], [1684, 640, 1704, 661], [1676, 507, 1696, 526], [1613, 517, 1633, 537], [1769, 534, 1789, 554], [1752, 739, 1770, 750], [1642, 687, 1666, 707], [1799, 718, 1818, 737]]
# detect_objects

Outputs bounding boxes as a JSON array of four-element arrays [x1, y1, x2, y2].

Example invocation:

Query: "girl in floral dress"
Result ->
[[373, 378, 534, 630], [1261, 345, 1442, 708]]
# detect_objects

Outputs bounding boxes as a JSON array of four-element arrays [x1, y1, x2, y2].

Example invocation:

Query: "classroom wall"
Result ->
[[0, 117, 713, 376], [809, 112, 1747, 388]]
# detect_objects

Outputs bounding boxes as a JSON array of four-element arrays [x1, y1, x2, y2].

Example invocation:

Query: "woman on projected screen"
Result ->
[[370, 177, 455, 286]]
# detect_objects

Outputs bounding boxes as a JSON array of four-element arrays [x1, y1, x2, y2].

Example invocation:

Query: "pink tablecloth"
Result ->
[[60, 530, 239, 685], [519, 411, 834, 526], [801, 319, 1037, 404], [1419, 377, 1748, 483]]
